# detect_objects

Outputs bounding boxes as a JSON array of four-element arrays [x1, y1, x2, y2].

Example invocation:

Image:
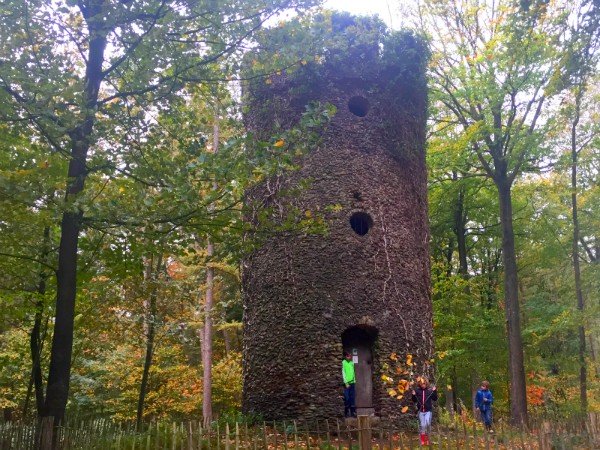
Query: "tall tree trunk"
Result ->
[[450, 367, 459, 414], [24, 226, 52, 418], [570, 92, 587, 413], [41, 5, 107, 437], [202, 120, 219, 427], [453, 177, 468, 278], [24, 361, 36, 418], [589, 336, 599, 378], [136, 255, 163, 430], [445, 237, 454, 277], [28, 296, 48, 417], [25, 309, 48, 418], [496, 178, 528, 426], [202, 240, 214, 427], [223, 328, 231, 356]]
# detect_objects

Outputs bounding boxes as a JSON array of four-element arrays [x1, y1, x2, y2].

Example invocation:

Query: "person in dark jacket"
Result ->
[[475, 380, 494, 432], [411, 377, 438, 446]]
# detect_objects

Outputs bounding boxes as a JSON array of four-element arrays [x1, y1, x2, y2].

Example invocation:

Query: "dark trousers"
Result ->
[[481, 408, 493, 428], [343, 383, 356, 417]]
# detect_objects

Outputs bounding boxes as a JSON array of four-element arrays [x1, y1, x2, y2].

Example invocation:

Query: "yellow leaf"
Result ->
[[401, 406, 409, 413], [274, 139, 285, 147], [447, 385, 452, 391], [390, 352, 398, 361], [388, 389, 397, 397], [381, 375, 393, 384]]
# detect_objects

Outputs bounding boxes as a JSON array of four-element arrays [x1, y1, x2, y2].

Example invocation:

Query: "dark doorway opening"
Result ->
[[342, 326, 378, 415], [350, 212, 373, 236], [348, 96, 370, 117]]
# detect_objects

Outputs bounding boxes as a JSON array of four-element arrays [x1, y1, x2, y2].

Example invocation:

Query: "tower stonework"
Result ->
[[242, 24, 433, 425]]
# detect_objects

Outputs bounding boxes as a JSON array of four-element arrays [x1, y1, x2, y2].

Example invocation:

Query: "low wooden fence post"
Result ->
[[357, 416, 371, 450], [217, 423, 221, 450], [346, 421, 353, 450], [225, 423, 231, 450], [335, 419, 343, 450]]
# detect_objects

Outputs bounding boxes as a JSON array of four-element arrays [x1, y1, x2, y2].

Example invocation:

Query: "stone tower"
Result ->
[[242, 17, 433, 424]]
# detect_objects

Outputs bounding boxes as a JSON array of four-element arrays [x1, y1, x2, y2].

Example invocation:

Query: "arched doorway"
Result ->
[[342, 325, 378, 415]]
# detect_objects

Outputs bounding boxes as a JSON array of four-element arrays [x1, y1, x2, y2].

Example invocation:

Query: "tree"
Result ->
[[202, 119, 219, 428], [561, 0, 600, 413], [136, 253, 164, 430], [418, 0, 575, 424], [0, 125, 62, 419]]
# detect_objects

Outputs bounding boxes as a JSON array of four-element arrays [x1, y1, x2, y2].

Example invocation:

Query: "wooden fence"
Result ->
[[1, 413, 598, 450]]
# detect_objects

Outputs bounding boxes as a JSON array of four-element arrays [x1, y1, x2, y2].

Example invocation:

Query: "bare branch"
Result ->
[[0, 252, 57, 273]]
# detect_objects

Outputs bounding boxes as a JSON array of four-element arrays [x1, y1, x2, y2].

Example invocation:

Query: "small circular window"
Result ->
[[348, 96, 369, 117], [350, 212, 373, 236]]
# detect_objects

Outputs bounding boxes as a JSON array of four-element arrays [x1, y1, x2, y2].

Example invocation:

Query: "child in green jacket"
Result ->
[[342, 352, 356, 417]]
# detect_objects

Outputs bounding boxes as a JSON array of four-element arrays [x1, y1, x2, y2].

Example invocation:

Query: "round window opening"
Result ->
[[348, 96, 369, 117], [350, 212, 373, 236]]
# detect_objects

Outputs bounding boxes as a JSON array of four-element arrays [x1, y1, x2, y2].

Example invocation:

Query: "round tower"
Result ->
[[242, 19, 433, 424]]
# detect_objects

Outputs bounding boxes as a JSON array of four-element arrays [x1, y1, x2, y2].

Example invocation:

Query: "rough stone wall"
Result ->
[[242, 29, 433, 425]]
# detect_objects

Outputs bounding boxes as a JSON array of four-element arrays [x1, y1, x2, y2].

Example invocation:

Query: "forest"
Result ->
[[0, 0, 598, 447]]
